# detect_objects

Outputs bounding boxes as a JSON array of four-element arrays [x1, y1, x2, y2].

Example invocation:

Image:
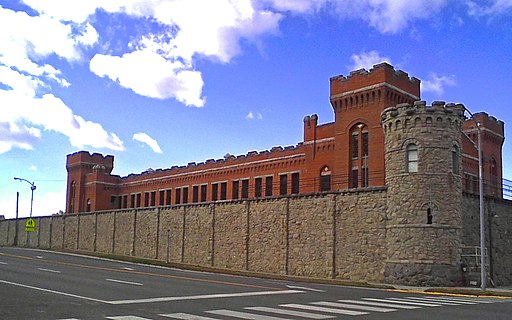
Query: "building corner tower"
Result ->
[[381, 101, 466, 286]]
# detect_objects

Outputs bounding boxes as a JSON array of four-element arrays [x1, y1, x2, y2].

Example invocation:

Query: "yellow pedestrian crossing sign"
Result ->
[[25, 218, 36, 232]]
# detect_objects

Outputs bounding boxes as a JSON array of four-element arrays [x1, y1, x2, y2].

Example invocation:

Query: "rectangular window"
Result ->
[[241, 179, 249, 199], [362, 131, 369, 157], [320, 175, 331, 191], [136, 193, 142, 207], [279, 174, 287, 195], [291, 172, 300, 194], [201, 184, 207, 202], [110, 195, 118, 209], [123, 195, 128, 208], [351, 169, 359, 188], [150, 191, 156, 206], [165, 189, 172, 205], [175, 188, 181, 205], [351, 133, 359, 159], [130, 194, 135, 208], [220, 182, 227, 200], [159, 190, 165, 206], [144, 192, 150, 207], [182, 187, 189, 204], [232, 180, 239, 200], [212, 183, 218, 201], [192, 185, 199, 203], [362, 167, 368, 187], [254, 177, 262, 197], [265, 176, 273, 197]]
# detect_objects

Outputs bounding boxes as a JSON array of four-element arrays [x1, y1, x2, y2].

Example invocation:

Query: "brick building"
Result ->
[[66, 63, 505, 214]]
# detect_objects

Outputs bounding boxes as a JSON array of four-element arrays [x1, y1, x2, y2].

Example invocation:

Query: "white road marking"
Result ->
[[0, 261, 7, 265], [207, 309, 289, 320], [35, 256, 43, 259], [106, 278, 143, 286], [385, 297, 442, 307], [0, 279, 108, 304], [106, 316, 153, 320], [280, 304, 368, 316], [38, 268, 61, 274], [120, 267, 135, 271], [286, 285, 325, 292], [161, 313, 220, 320], [428, 296, 496, 304], [406, 297, 471, 305], [108, 290, 304, 305], [344, 299, 419, 309], [246, 306, 334, 319], [313, 301, 397, 312]]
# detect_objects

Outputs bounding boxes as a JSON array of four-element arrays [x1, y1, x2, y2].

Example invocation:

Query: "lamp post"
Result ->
[[14, 177, 36, 218], [462, 107, 486, 291]]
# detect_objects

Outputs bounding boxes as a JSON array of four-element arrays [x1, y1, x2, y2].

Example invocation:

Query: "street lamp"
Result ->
[[14, 177, 36, 218], [462, 107, 486, 291]]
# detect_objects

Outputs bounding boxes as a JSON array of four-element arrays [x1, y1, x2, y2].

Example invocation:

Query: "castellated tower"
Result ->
[[381, 101, 466, 286]]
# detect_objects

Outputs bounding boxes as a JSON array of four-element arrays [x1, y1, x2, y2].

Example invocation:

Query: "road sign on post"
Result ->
[[25, 218, 36, 232]]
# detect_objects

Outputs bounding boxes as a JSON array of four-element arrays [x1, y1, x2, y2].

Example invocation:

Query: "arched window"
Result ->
[[320, 166, 331, 192], [350, 123, 369, 188], [452, 145, 460, 174], [407, 144, 418, 173]]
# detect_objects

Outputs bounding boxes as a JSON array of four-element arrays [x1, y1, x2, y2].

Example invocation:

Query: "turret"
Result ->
[[381, 101, 466, 286]]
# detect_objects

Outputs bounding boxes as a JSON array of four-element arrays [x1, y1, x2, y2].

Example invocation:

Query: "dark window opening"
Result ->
[[201, 185, 207, 202], [144, 192, 150, 207], [265, 176, 273, 197], [136, 193, 141, 207], [182, 187, 189, 204], [150, 191, 156, 206], [241, 179, 249, 199], [232, 181, 239, 200], [192, 186, 199, 203], [212, 183, 218, 201], [291, 172, 300, 194], [320, 166, 331, 191], [220, 182, 227, 200], [130, 194, 135, 208], [159, 190, 165, 206], [280, 174, 287, 195], [255, 178, 262, 197], [165, 190, 171, 205], [175, 188, 181, 205]]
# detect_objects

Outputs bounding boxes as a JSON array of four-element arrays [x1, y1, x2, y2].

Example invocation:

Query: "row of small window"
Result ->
[[112, 172, 301, 209]]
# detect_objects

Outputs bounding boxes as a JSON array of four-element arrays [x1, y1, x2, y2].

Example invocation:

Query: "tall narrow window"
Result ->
[[159, 190, 165, 206], [130, 194, 135, 208], [407, 144, 418, 173], [254, 177, 262, 197], [241, 179, 249, 199], [175, 188, 181, 205], [320, 166, 331, 191], [182, 187, 189, 204], [165, 189, 172, 205], [220, 182, 227, 200], [265, 176, 273, 197], [192, 186, 199, 203], [201, 185, 207, 202], [350, 123, 369, 188], [69, 181, 76, 213], [212, 183, 218, 201], [279, 174, 288, 195], [232, 180, 239, 200], [136, 193, 141, 207], [150, 191, 156, 206], [144, 192, 150, 207], [291, 172, 300, 194], [452, 145, 460, 174]]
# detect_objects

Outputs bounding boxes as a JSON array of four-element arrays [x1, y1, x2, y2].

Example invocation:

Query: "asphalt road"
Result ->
[[0, 247, 510, 320]]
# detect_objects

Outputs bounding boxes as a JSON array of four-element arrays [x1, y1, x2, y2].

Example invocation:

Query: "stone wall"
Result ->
[[462, 194, 512, 286], [1, 190, 510, 286]]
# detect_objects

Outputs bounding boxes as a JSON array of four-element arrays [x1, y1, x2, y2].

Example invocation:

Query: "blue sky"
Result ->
[[1, 0, 511, 218]]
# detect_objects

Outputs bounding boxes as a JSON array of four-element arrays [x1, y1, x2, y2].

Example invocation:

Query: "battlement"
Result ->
[[463, 111, 505, 137], [381, 101, 466, 134], [66, 151, 114, 170], [122, 143, 303, 180], [330, 63, 420, 99]]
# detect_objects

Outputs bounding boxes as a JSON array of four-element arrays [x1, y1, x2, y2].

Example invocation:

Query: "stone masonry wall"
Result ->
[[4, 189, 503, 286], [462, 194, 512, 286]]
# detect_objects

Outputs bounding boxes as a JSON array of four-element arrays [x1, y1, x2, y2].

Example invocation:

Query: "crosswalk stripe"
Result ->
[[406, 297, 474, 305], [245, 306, 334, 319], [106, 316, 153, 320], [426, 296, 496, 304], [312, 301, 397, 312], [385, 298, 442, 306], [207, 309, 291, 320], [160, 313, 220, 320], [280, 304, 368, 316], [340, 299, 419, 309], [363, 298, 434, 307]]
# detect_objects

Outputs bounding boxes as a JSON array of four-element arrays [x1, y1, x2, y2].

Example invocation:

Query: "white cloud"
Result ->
[[133, 132, 163, 154], [421, 73, 456, 95], [90, 50, 205, 107], [467, 0, 512, 16], [29, 165, 37, 172], [246, 111, 263, 120], [348, 51, 392, 71]]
